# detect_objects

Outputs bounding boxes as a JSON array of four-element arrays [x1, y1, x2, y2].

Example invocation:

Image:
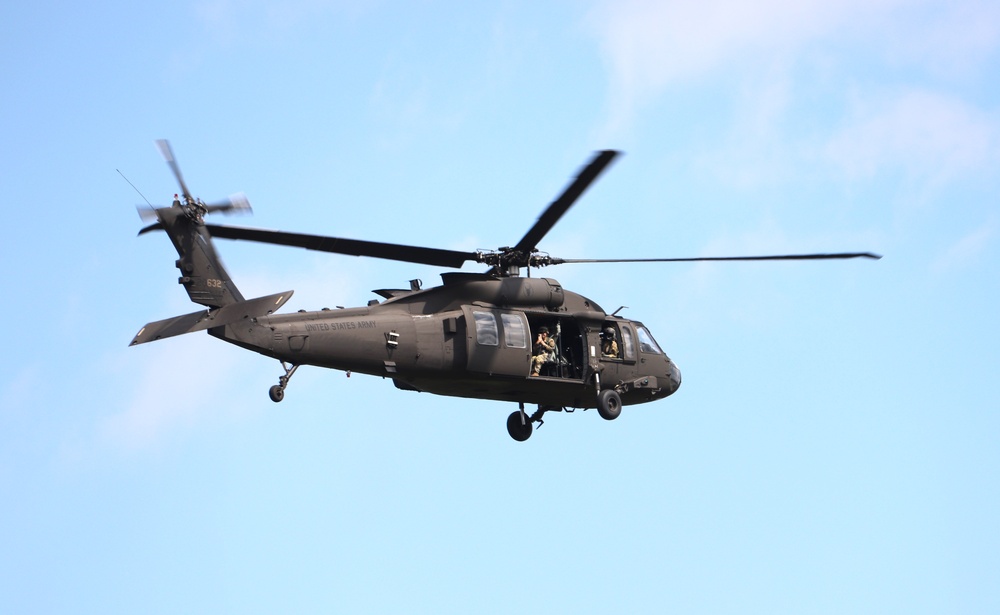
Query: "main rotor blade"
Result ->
[[514, 150, 619, 253], [552, 252, 882, 264], [205, 224, 479, 269], [155, 139, 192, 200]]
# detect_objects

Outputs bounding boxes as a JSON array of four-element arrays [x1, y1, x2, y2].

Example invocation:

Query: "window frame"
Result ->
[[472, 311, 499, 346], [500, 313, 527, 349], [620, 324, 636, 361]]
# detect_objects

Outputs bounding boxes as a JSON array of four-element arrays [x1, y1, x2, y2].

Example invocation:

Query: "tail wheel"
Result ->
[[269, 385, 285, 403], [269, 362, 298, 403], [597, 389, 622, 421]]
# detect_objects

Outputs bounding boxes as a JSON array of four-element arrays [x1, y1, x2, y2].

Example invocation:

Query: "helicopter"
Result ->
[[131, 141, 880, 441]]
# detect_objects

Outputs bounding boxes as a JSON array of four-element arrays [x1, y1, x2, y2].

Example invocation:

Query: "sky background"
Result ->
[[2, 1, 998, 612]]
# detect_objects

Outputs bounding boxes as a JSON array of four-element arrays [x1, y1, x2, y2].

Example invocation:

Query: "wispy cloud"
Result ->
[[101, 334, 256, 451], [101, 282, 286, 452], [825, 89, 999, 186], [930, 218, 997, 274], [165, 0, 371, 78], [881, 1, 1000, 78], [0, 364, 44, 416], [193, 0, 370, 43], [588, 0, 899, 130], [588, 0, 999, 136], [98, 240, 402, 453]]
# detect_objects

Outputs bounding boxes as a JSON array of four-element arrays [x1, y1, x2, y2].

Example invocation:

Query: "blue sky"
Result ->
[[2, 1, 998, 612]]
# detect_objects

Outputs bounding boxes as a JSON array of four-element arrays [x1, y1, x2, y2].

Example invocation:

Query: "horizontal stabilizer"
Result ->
[[130, 291, 293, 346]]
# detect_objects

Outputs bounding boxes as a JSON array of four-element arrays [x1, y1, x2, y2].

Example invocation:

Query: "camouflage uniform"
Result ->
[[531, 332, 556, 375]]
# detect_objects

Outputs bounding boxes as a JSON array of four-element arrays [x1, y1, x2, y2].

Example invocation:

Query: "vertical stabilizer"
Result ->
[[138, 140, 252, 308], [155, 205, 244, 308]]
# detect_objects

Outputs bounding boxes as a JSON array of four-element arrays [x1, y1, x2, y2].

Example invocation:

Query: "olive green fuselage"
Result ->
[[214, 274, 681, 409]]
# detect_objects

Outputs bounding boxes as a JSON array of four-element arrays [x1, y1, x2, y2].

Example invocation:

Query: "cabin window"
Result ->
[[473, 312, 498, 346], [621, 325, 636, 360], [501, 313, 527, 348], [636, 326, 663, 354]]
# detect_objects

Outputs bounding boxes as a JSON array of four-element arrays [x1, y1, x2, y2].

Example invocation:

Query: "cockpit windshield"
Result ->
[[636, 325, 664, 355]]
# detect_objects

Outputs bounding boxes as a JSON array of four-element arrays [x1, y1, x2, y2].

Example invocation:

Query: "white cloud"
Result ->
[[685, 74, 797, 189], [102, 335, 239, 451], [98, 243, 395, 452], [0, 364, 44, 415], [589, 0, 901, 130], [825, 89, 999, 185], [194, 0, 369, 43], [588, 0, 999, 134], [882, 1, 1000, 78], [101, 321, 279, 453], [930, 218, 997, 274]]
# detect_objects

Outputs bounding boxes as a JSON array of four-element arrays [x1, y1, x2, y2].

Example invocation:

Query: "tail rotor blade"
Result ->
[[205, 192, 253, 216], [136, 204, 160, 222]]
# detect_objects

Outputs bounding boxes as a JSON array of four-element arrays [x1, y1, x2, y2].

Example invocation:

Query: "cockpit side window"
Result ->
[[636, 325, 663, 354], [621, 325, 636, 360], [473, 311, 498, 346]]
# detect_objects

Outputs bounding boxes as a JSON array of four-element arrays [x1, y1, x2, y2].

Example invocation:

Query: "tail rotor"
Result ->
[[139, 140, 254, 225], [136, 140, 253, 308], [131, 140, 293, 347]]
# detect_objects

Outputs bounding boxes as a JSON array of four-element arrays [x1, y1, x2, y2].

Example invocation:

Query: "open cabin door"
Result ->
[[462, 306, 531, 376], [523, 314, 587, 380]]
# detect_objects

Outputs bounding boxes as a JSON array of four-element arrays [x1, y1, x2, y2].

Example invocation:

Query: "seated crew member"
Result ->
[[530, 326, 556, 376], [602, 326, 619, 358]]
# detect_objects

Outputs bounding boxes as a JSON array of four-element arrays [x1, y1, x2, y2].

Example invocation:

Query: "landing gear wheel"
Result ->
[[597, 389, 622, 421], [269, 385, 285, 403], [506, 411, 533, 442], [269, 362, 299, 403]]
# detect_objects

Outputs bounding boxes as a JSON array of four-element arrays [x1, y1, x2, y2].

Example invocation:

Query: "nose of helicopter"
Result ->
[[666, 360, 682, 395]]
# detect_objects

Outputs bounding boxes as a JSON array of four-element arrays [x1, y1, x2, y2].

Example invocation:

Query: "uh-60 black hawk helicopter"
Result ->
[[131, 141, 879, 441]]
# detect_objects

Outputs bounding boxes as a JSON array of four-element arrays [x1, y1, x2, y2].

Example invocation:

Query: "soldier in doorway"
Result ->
[[531, 326, 556, 376]]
